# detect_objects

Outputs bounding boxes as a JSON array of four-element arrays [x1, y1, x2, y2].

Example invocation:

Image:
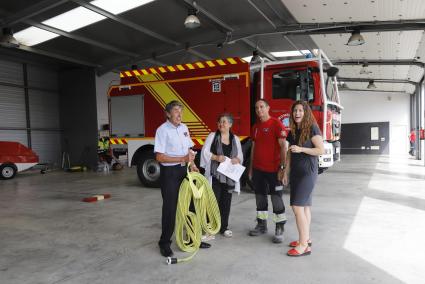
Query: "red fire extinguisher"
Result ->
[[420, 128, 425, 140]]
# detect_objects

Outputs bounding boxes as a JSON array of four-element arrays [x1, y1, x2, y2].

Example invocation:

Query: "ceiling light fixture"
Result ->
[[14, 26, 58, 46], [270, 50, 311, 57], [0, 27, 20, 48], [14, 0, 156, 46], [184, 8, 200, 29], [347, 30, 365, 46], [360, 63, 372, 75], [338, 81, 348, 89], [367, 80, 377, 89], [92, 0, 155, 15]]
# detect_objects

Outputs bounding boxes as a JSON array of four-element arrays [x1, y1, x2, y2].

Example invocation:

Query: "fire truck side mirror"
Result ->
[[326, 67, 339, 77]]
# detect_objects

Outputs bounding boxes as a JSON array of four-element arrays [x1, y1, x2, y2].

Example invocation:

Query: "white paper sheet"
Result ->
[[217, 157, 246, 182]]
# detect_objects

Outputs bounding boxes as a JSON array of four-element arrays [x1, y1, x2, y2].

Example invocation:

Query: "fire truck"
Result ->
[[108, 50, 342, 187]]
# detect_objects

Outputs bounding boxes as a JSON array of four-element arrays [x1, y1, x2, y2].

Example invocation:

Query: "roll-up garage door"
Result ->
[[0, 58, 23, 85], [29, 89, 61, 164], [0, 59, 27, 146], [0, 58, 62, 167], [31, 131, 61, 165], [27, 64, 59, 90], [0, 86, 26, 128], [27, 65, 61, 166]]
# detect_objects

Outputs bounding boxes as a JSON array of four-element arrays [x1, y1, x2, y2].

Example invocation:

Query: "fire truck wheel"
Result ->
[[0, 163, 17, 180], [137, 151, 160, 187]]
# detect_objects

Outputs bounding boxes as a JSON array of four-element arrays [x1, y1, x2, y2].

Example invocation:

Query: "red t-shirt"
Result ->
[[409, 131, 416, 143], [251, 117, 286, 172]]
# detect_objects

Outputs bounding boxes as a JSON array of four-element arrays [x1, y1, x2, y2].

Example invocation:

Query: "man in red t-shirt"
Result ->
[[409, 129, 416, 156], [248, 99, 287, 243]]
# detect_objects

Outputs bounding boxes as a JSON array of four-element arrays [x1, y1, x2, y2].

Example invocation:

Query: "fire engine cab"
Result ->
[[108, 50, 343, 187]]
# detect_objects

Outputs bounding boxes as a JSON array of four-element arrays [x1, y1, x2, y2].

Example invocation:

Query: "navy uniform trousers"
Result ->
[[158, 164, 187, 247]]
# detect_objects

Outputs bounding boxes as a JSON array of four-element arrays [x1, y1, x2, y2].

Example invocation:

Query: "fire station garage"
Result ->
[[0, 1, 424, 283]]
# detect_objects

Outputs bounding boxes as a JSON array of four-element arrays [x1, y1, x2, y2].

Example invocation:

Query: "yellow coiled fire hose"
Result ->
[[166, 164, 221, 264]]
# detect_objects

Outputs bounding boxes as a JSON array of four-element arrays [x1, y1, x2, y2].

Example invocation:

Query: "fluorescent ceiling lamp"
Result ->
[[92, 0, 155, 15], [14, 0, 155, 46], [43, 7, 106, 32], [271, 50, 310, 57], [14, 26, 59, 46]]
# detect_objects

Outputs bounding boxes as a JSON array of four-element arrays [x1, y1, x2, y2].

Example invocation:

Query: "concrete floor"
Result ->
[[1, 155, 424, 284]]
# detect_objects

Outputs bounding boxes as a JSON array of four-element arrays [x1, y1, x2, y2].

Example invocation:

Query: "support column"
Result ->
[[23, 63, 31, 148], [420, 79, 425, 164], [415, 83, 421, 160]]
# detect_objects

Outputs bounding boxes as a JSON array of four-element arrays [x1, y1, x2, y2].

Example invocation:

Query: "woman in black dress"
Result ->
[[283, 101, 324, 257]]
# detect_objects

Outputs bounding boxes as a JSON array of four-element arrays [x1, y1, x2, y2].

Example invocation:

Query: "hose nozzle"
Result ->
[[166, 257, 178, 265]]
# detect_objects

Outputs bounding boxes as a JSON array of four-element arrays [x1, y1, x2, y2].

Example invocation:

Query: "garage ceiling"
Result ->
[[0, 0, 424, 94]]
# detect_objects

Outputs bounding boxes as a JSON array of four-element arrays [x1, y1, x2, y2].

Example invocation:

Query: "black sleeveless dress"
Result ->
[[287, 124, 321, 206]]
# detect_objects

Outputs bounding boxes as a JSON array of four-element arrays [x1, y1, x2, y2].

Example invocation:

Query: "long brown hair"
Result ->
[[289, 100, 318, 146]]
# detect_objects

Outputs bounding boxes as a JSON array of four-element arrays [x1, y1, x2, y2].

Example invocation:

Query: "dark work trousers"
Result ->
[[409, 141, 415, 155], [212, 177, 233, 233], [158, 164, 187, 247], [252, 168, 285, 214]]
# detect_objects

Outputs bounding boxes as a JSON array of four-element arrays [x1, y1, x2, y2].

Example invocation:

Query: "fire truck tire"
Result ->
[[0, 163, 17, 180], [137, 151, 160, 187]]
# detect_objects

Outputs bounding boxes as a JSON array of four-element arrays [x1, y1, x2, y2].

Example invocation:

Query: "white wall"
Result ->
[[339, 91, 411, 155], [95, 72, 119, 130]]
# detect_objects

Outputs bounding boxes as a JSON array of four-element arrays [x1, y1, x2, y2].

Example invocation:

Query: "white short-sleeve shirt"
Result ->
[[154, 120, 194, 166]]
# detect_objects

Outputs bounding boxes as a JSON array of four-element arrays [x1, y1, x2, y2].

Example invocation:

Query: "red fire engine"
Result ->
[[108, 50, 343, 187]]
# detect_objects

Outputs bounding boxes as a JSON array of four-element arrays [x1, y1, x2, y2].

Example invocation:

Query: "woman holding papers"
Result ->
[[201, 113, 243, 238], [283, 101, 324, 257]]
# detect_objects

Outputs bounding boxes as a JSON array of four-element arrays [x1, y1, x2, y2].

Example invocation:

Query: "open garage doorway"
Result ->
[[390, 125, 409, 156]]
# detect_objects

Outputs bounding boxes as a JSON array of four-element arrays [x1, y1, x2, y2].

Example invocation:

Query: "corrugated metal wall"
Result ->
[[0, 57, 62, 166], [0, 86, 26, 131], [0, 58, 23, 85]]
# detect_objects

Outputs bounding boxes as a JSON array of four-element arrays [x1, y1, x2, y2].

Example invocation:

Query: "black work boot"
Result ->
[[248, 219, 267, 236], [159, 245, 173, 257], [272, 222, 285, 243], [158, 244, 174, 257]]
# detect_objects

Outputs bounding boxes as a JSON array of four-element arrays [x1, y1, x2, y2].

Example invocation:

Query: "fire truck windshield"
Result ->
[[272, 69, 314, 102]]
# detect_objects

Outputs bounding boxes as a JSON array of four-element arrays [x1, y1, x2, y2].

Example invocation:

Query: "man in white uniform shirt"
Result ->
[[155, 100, 210, 257]]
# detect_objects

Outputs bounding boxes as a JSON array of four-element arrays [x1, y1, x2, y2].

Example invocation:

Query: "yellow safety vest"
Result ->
[[98, 138, 110, 152]]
